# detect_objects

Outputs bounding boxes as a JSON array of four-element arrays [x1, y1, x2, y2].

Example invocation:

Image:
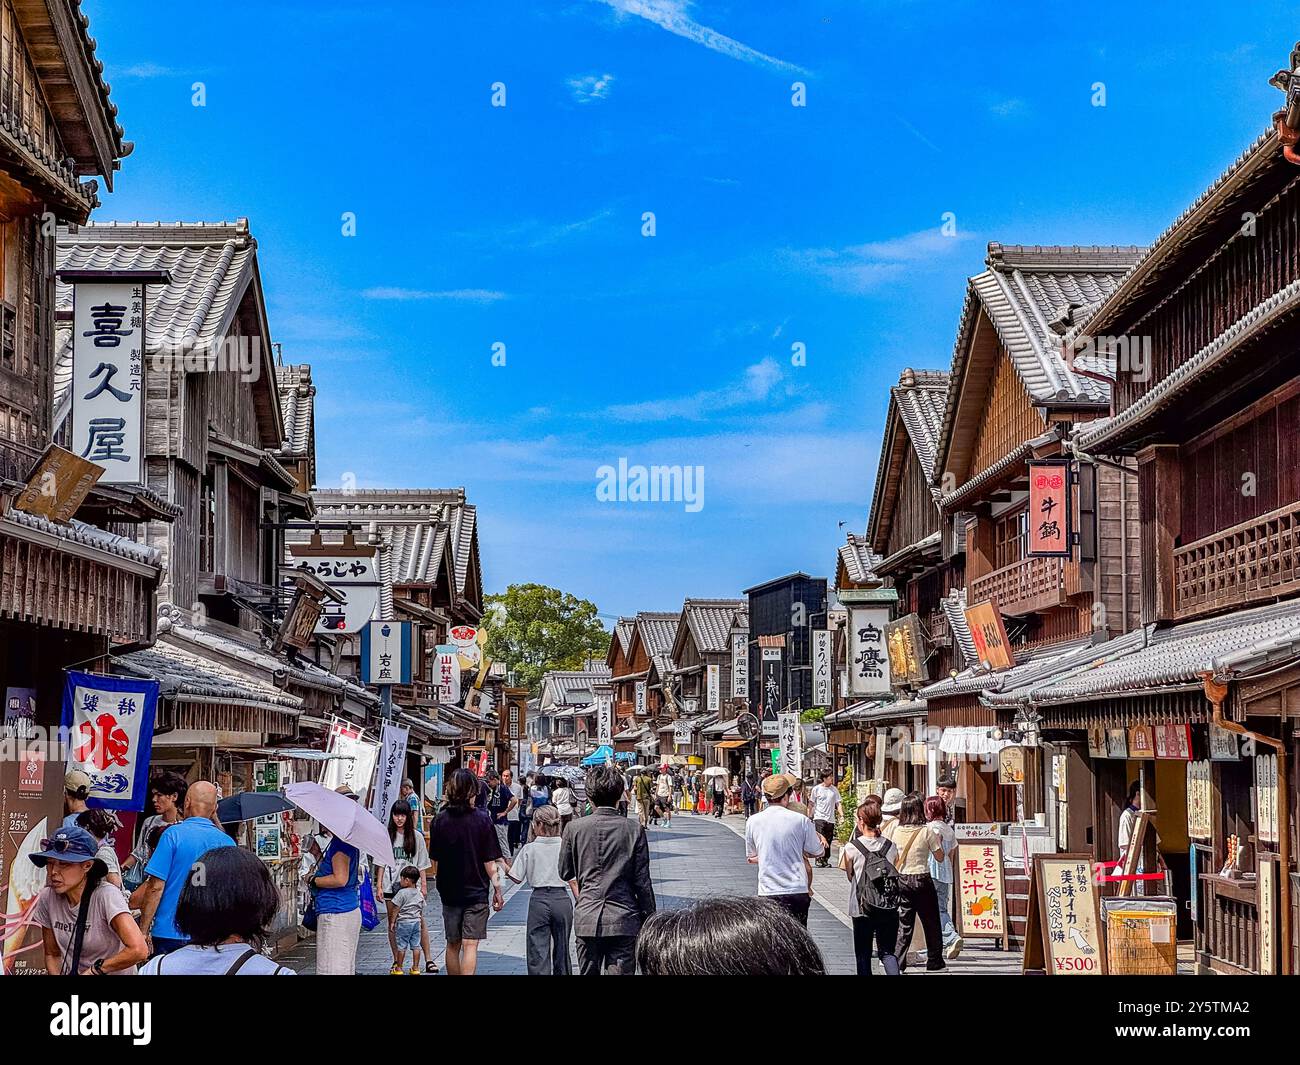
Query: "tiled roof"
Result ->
[[824, 698, 926, 726], [310, 489, 480, 607], [54, 221, 261, 420], [541, 667, 612, 709], [837, 533, 881, 587], [635, 612, 680, 658], [918, 633, 1115, 700], [986, 599, 1300, 707], [939, 589, 978, 668], [935, 243, 1144, 481], [275, 364, 314, 456], [680, 598, 746, 654], [2, 508, 160, 567], [893, 369, 949, 474], [614, 618, 635, 656], [114, 639, 303, 712]]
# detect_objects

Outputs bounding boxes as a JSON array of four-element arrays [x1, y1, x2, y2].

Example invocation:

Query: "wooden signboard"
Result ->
[[1022, 852, 1106, 975], [956, 838, 1009, 949], [1117, 810, 1153, 897], [1153, 723, 1191, 760], [998, 746, 1025, 785], [1027, 460, 1071, 557], [11, 444, 102, 522], [1127, 725, 1155, 759], [1259, 853, 1280, 975], [964, 599, 1014, 671]]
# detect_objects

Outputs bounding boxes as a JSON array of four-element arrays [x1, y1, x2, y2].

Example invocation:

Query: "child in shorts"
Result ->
[[391, 866, 425, 974]]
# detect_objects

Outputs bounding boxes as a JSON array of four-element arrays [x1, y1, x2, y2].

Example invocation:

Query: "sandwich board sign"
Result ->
[[1022, 853, 1106, 975]]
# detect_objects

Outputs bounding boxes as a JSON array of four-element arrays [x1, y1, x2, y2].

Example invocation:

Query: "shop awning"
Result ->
[[714, 739, 748, 749], [938, 725, 1010, 756]]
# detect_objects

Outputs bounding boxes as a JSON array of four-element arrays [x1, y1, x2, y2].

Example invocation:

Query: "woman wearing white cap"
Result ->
[[879, 788, 905, 833]]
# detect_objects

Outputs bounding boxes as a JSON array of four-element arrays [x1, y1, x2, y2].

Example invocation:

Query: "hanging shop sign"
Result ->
[[884, 614, 928, 687], [731, 633, 749, 698], [760, 648, 785, 734], [320, 720, 380, 801], [67, 277, 149, 485], [847, 605, 892, 696], [449, 624, 482, 671], [1259, 853, 1281, 976], [998, 746, 1025, 785], [777, 712, 802, 778], [361, 620, 414, 686], [435, 645, 462, 705], [1186, 760, 1212, 840], [812, 629, 833, 705], [1208, 724, 1240, 760], [1026, 460, 1072, 557], [673, 721, 693, 747], [963, 599, 1013, 672], [634, 680, 647, 717], [3, 687, 37, 740], [596, 691, 613, 746], [956, 838, 1008, 947], [1105, 728, 1128, 759], [1256, 754, 1279, 845], [368, 721, 410, 825], [1153, 723, 1191, 760], [11, 445, 102, 522], [1022, 853, 1106, 975], [61, 671, 158, 812], [1127, 725, 1155, 759], [286, 533, 380, 635], [277, 585, 325, 651], [1086, 725, 1107, 759], [706, 663, 721, 716]]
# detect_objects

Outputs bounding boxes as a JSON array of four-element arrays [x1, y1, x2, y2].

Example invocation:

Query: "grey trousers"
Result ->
[[576, 933, 637, 975], [526, 888, 574, 975]]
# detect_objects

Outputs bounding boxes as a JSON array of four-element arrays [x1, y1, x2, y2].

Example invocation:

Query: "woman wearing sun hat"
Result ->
[[27, 826, 148, 975]]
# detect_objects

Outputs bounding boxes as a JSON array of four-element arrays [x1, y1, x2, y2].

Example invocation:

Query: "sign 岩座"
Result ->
[[963, 599, 1013, 672], [1027, 460, 1072, 557], [361, 620, 414, 686], [61, 671, 159, 812], [70, 281, 146, 485]]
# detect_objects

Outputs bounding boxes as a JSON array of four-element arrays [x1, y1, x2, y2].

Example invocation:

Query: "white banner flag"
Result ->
[[321, 721, 380, 802], [597, 692, 613, 746], [730, 632, 748, 698], [706, 663, 721, 716], [812, 629, 832, 706], [368, 721, 410, 824], [778, 712, 801, 779]]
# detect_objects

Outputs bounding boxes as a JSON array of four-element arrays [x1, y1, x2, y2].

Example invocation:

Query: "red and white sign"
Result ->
[[1027, 460, 1071, 558]]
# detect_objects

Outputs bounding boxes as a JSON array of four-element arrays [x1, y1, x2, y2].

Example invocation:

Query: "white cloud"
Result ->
[[112, 62, 181, 79], [361, 287, 507, 303], [785, 227, 974, 294], [592, 0, 807, 75], [604, 357, 789, 422], [990, 97, 1028, 118], [568, 72, 616, 103]]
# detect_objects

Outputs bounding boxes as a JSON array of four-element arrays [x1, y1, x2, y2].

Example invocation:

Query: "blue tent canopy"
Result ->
[[581, 744, 615, 766]]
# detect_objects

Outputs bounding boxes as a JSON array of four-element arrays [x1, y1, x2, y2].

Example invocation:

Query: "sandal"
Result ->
[[389, 965, 403, 975], [424, 961, 439, 973]]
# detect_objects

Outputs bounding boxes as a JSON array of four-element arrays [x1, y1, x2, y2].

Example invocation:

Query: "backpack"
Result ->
[[851, 837, 903, 912]]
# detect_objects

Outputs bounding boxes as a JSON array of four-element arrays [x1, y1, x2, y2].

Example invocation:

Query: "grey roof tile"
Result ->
[[275, 364, 315, 456], [837, 533, 881, 586], [680, 599, 746, 654]]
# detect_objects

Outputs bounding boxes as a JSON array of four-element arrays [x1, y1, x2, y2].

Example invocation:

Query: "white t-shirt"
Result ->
[[656, 774, 672, 798], [553, 787, 574, 815], [507, 837, 570, 889], [139, 943, 294, 975], [505, 781, 523, 822], [744, 804, 825, 896], [810, 784, 841, 823]]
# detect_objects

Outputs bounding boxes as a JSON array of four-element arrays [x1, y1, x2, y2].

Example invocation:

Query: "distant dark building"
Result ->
[[742, 572, 828, 734]]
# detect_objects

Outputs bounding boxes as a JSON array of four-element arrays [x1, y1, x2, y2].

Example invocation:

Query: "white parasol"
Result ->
[[285, 781, 395, 867], [702, 766, 730, 779]]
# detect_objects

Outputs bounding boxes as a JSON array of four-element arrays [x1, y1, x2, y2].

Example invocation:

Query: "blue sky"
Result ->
[[87, 0, 1298, 621]]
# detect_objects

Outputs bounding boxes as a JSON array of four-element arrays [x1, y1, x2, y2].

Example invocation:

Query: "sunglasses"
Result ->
[[40, 837, 90, 856]]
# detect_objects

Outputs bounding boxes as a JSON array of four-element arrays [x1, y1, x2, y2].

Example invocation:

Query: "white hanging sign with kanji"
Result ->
[[70, 282, 146, 485]]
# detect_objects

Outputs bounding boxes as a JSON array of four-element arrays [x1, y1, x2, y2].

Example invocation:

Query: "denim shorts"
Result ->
[[395, 920, 421, 951]]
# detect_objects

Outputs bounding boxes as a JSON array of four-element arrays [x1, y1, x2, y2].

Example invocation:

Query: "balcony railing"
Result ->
[[968, 555, 1083, 617], [1173, 499, 1300, 619]]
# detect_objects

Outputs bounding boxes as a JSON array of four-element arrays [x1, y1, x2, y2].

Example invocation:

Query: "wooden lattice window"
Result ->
[[994, 508, 1027, 569]]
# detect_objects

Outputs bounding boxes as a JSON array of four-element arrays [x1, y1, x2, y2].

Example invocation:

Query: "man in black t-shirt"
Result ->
[[428, 769, 505, 976]]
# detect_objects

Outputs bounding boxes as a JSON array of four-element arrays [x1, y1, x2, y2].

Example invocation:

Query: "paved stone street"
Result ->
[[284, 809, 1021, 975]]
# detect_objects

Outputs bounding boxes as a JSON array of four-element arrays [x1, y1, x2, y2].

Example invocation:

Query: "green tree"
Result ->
[[483, 583, 610, 694]]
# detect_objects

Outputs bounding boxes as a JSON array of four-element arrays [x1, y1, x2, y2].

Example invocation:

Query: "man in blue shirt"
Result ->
[[139, 780, 235, 955]]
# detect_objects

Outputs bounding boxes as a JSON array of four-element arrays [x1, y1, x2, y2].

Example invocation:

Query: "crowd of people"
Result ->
[[21, 756, 965, 978]]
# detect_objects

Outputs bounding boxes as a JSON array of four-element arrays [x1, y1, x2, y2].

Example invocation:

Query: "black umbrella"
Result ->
[[217, 790, 295, 824]]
